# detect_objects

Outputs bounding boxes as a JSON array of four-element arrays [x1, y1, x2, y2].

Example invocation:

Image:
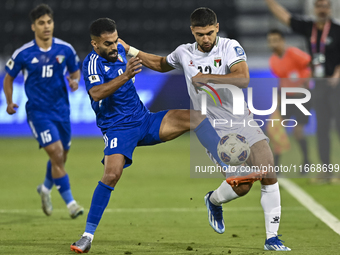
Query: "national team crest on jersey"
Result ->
[[118, 54, 124, 63], [214, 58, 222, 67], [56, 55, 65, 64]]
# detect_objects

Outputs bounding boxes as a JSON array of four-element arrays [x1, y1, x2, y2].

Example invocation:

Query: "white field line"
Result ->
[[279, 178, 340, 235], [0, 206, 306, 214]]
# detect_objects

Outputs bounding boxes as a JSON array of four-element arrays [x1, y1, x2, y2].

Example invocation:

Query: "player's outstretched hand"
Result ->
[[67, 76, 79, 92], [118, 38, 130, 53], [6, 103, 19, 115], [125, 57, 142, 79]]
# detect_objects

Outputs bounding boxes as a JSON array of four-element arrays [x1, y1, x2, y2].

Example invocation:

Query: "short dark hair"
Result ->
[[29, 4, 53, 23], [314, 0, 331, 7], [267, 29, 285, 39], [190, 7, 217, 27], [90, 18, 116, 37]]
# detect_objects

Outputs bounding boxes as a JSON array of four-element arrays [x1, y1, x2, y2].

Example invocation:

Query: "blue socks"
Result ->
[[43, 160, 53, 190], [85, 181, 114, 235], [194, 118, 227, 167], [53, 174, 74, 205]]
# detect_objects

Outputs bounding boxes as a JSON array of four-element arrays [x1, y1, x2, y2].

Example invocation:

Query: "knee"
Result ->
[[233, 183, 252, 196], [102, 169, 122, 187], [63, 151, 68, 163], [50, 148, 65, 166], [190, 110, 205, 127]]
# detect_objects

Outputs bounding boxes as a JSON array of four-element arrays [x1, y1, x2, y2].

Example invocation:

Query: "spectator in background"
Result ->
[[305, 0, 340, 21], [265, 0, 340, 183], [267, 29, 311, 171]]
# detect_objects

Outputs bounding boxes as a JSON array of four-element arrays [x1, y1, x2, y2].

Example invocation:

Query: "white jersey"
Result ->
[[166, 36, 249, 122]]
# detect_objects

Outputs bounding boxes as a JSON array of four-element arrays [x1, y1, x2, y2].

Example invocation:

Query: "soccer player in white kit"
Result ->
[[120, 7, 290, 251]]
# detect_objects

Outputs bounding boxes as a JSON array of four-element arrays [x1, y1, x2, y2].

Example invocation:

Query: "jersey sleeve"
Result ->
[[225, 40, 247, 69], [83, 55, 105, 92], [5, 52, 24, 78], [65, 45, 80, 74], [290, 15, 313, 37], [166, 46, 184, 70]]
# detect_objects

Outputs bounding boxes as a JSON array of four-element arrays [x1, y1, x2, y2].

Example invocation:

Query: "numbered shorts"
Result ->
[[207, 113, 269, 165], [103, 110, 169, 168], [27, 118, 71, 150]]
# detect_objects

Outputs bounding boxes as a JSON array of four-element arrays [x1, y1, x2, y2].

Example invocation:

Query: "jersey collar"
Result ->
[[34, 37, 54, 52]]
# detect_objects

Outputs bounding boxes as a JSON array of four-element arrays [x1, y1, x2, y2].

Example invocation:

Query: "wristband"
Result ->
[[72, 78, 79, 83], [127, 46, 140, 57]]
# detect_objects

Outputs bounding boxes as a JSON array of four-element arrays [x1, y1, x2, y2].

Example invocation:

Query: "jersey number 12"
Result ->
[[42, 65, 53, 78]]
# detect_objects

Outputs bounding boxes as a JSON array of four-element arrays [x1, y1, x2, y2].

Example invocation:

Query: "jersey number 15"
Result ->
[[42, 65, 53, 78]]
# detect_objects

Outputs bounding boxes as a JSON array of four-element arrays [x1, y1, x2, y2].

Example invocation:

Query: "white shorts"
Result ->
[[207, 113, 269, 165]]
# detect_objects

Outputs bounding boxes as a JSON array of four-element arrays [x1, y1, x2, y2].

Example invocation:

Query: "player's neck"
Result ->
[[274, 47, 285, 57], [35, 36, 53, 50]]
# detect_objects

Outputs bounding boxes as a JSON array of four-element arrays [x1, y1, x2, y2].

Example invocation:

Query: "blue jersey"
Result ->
[[5, 38, 80, 122], [83, 44, 149, 133]]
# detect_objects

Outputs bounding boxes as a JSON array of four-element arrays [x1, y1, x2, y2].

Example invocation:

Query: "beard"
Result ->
[[101, 49, 118, 62], [198, 40, 216, 53], [316, 12, 330, 22]]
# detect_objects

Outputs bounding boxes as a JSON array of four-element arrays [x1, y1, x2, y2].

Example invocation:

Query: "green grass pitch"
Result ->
[[0, 134, 340, 254]]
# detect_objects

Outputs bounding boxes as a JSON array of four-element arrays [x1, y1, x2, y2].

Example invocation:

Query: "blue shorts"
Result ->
[[103, 110, 168, 168], [27, 118, 71, 150]]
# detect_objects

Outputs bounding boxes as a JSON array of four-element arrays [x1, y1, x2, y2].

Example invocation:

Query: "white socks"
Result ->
[[209, 180, 239, 206], [209, 180, 281, 240], [261, 182, 281, 240], [83, 232, 94, 242]]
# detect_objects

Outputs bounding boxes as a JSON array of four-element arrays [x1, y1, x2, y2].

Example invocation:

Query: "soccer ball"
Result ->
[[217, 133, 250, 166]]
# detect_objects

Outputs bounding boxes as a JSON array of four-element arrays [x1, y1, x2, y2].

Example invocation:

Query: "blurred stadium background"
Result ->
[[2, 0, 339, 137]]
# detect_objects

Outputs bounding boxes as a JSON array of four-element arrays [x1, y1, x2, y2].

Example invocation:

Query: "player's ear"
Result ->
[[91, 40, 99, 49], [216, 23, 219, 33], [31, 23, 35, 32]]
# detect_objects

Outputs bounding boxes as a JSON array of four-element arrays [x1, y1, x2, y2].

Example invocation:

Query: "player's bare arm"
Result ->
[[67, 70, 81, 92], [192, 61, 250, 89], [89, 57, 142, 101], [119, 38, 174, 73], [137, 51, 174, 73], [265, 0, 291, 26], [3, 73, 19, 114]]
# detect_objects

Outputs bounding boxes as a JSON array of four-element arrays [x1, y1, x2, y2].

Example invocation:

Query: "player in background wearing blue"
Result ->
[[70, 18, 230, 254], [3, 4, 84, 219]]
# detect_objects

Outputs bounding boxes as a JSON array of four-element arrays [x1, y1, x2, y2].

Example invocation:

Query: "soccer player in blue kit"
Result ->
[[3, 4, 84, 218], [70, 18, 229, 253]]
